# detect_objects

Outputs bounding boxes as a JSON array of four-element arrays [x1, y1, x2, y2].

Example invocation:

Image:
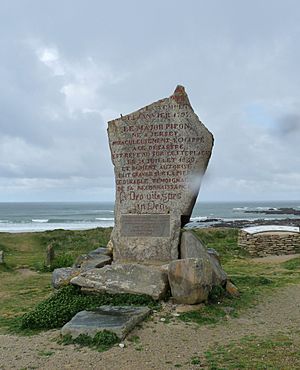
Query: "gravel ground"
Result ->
[[1, 281, 300, 370]]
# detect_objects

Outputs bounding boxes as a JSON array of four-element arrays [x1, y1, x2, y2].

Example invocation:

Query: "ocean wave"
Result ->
[[95, 217, 115, 221], [232, 207, 248, 211], [254, 207, 278, 211], [190, 216, 208, 221], [32, 219, 49, 223]]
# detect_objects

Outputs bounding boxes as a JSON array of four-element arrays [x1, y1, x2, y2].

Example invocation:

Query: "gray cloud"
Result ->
[[0, 0, 299, 201]]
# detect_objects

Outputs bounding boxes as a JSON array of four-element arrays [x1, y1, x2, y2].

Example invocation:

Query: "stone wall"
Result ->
[[238, 231, 300, 257]]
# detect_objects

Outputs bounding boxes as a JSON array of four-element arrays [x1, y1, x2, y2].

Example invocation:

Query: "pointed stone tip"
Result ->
[[174, 85, 186, 95]]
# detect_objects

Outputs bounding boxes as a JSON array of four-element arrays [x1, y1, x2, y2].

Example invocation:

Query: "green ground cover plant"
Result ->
[[59, 330, 120, 352], [20, 285, 157, 331]]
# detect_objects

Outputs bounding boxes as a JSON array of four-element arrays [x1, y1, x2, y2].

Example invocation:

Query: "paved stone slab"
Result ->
[[61, 306, 151, 340], [71, 263, 169, 300], [108, 85, 213, 263]]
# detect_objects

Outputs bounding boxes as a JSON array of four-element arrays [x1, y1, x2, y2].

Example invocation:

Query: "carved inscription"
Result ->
[[121, 214, 170, 237], [109, 90, 212, 215]]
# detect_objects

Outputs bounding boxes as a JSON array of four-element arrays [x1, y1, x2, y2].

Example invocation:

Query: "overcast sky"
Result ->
[[0, 0, 299, 202]]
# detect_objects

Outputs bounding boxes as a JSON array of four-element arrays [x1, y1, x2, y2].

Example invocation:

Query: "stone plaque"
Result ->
[[108, 85, 213, 263], [121, 214, 170, 237]]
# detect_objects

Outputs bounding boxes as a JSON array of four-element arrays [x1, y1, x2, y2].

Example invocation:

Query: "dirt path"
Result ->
[[1, 282, 300, 370]]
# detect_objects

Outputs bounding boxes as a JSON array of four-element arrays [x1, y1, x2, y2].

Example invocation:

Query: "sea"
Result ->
[[0, 201, 299, 233]]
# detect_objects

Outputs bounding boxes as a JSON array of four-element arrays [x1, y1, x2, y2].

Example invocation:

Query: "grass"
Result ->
[[178, 229, 300, 327], [204, 331, 300, 369], [1, 226, 300, 340], [59, 330, 120, 352], [0, 227, 112, 269], [0, 228, 111, 333]]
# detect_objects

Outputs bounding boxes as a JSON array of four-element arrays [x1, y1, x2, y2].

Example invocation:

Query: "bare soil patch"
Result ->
[[1, 283, 300, 370]]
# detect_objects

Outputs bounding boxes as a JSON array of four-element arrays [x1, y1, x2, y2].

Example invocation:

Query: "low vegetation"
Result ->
[[20, 285, 157, 331], [59, 330, 120, 352], [1, 226, 300, 363]]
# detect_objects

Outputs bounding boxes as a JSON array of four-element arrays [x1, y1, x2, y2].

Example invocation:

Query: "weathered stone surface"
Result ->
[[180, 230, 207, 259], [180, 231, 227, 286], [52, 267, 80, 289], [45, 244, 54, 266], [0, 250, 4, 264], [108, 85, 213, 264], [80, 255, 112, 271], [74, 247, 112, 268], [61, 306, 151, 340], [106, 240, 114, 256], [239, 227, 300, 257], [71, 263, 169, 300], [207, 248, 221, 263], [168, 258, 213, 304]]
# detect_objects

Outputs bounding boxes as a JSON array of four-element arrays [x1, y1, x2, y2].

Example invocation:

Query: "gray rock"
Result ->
[[108, 85, 213, 264], [74, 247, 112, 268], [80, 255, 112, 271], [61, 306, 151, 340], [71, 263, 169, 300], [45, 244, 55, 266], [168, 258, 213, 304], [0, 250, 4, 264], [180, 231, 227, 286], [209, 253, 227, 286], [52, 267, 80, 289], [207, 248, 221, 263], [180, 230, 207, 259]]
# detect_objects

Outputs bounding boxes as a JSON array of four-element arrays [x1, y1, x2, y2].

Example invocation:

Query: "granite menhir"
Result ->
[[107, 86, 213, 264]]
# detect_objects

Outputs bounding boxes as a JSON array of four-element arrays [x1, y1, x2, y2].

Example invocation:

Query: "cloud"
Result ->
[[0, 0, 300, 201]]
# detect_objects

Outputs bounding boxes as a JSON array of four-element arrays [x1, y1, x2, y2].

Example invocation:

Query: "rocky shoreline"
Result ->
[[191, 217, 300, 229], [244, 207, 300, 216]]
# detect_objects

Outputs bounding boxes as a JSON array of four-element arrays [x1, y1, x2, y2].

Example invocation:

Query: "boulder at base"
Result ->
[[61, 306, 151, 340], [168, 257, 213, 304], [70, 263, 169, 300], [180, 230, 227, 286], [52, 267, 80, 289]]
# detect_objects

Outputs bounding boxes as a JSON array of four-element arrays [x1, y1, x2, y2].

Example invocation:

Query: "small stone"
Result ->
[[106, 240, 114, 257], [160, 318, 166, 322], [61, 306, 151, 340], [168, 258, 213, 304], [119, 343, 125, 348], [71, 263, 169, 300], [52, 267, 80, 289], [226, 281, 240, 296], [45, 244, 55, 266]]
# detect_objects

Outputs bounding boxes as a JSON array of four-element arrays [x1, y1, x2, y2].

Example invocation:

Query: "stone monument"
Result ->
[[108, 85, 214, 264], [71, 85, 226, 303]]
